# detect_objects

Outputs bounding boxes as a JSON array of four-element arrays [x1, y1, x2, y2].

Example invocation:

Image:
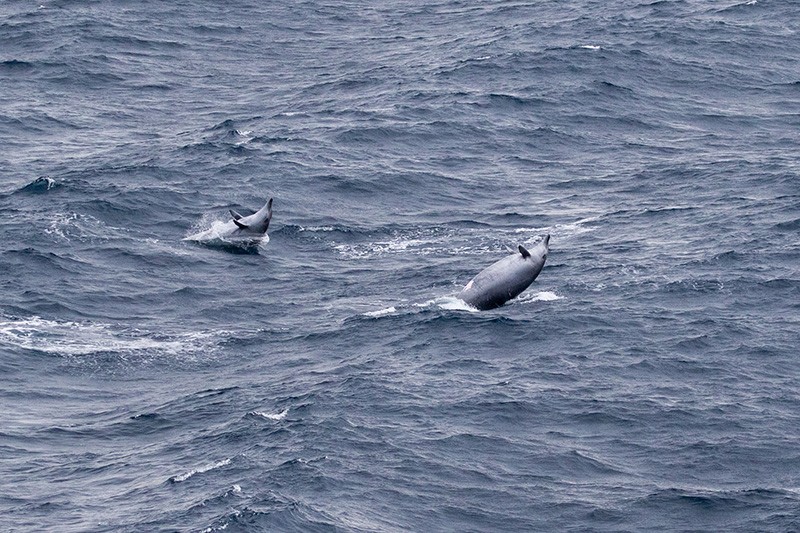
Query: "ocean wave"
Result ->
[[2, 0, 798, 531], [13, 176, 59, 194]]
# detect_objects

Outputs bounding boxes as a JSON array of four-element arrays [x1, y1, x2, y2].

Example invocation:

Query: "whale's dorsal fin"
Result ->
[[233, 219, 249, 230], [519, 245, 531, 259], [230, 209, 244, 221]]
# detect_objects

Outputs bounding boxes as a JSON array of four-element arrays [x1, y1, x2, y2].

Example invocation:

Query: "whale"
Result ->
[[458, 234, 550, 310], [185, 198, 273, 246], [227, 198, 273, 236]]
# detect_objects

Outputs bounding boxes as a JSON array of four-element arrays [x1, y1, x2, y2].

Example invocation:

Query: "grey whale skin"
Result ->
[[227, 198, 273, 236], [458, 235, 550, 310]]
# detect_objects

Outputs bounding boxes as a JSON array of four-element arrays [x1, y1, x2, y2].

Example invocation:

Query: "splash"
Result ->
[[413, 296, 480, 312], [436, 296, 480, 312], [184, 215, 269, 253]]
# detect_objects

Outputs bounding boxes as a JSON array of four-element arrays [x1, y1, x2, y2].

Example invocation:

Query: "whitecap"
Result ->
[[251, 408, 288, 421], [233, 130, 253, 146], [299, 225, 335, 232], [363, 307, 397, 318], [172, 458, 231, 483]]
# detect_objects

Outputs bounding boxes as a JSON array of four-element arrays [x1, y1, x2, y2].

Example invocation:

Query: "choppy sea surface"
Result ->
[[1, 1, 799, 531]]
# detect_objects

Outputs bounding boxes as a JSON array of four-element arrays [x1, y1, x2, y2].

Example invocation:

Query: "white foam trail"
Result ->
[[514, 216, 598, 241], [46, 212, 124, 242], [334, 225, 564, 261], [0, 316, 220, 358], [251, 408, 288, 421], [334, 237, 435, 259], [172, 458, 231, 483]]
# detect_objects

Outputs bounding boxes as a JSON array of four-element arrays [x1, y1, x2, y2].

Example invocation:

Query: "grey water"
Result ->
[[1, 1, 799, 531]]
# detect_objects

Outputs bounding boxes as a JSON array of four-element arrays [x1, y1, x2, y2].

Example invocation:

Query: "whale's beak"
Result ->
[[542, 234, 550, 250]]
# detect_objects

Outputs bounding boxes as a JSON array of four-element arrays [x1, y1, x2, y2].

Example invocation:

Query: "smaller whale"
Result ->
[[185, 198, 273, 247], [227, 198, 273, 236], [458, 235, 550, 310]]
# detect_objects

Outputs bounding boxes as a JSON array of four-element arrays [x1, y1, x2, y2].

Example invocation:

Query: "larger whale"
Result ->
[[458, 234, 550, 310], [185, 198, 273, 245]]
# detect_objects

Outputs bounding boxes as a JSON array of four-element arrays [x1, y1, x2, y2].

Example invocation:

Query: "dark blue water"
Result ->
[[2, 1, 799, 531]]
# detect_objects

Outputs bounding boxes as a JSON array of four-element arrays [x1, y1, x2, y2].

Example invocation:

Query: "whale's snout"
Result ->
[[542, 234, 550, 250]]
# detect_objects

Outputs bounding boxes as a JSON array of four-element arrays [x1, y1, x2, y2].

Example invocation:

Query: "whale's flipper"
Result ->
[[519, 245, 531, 259], [233, 219, 249, 229], [230, 209, 244, 221]]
